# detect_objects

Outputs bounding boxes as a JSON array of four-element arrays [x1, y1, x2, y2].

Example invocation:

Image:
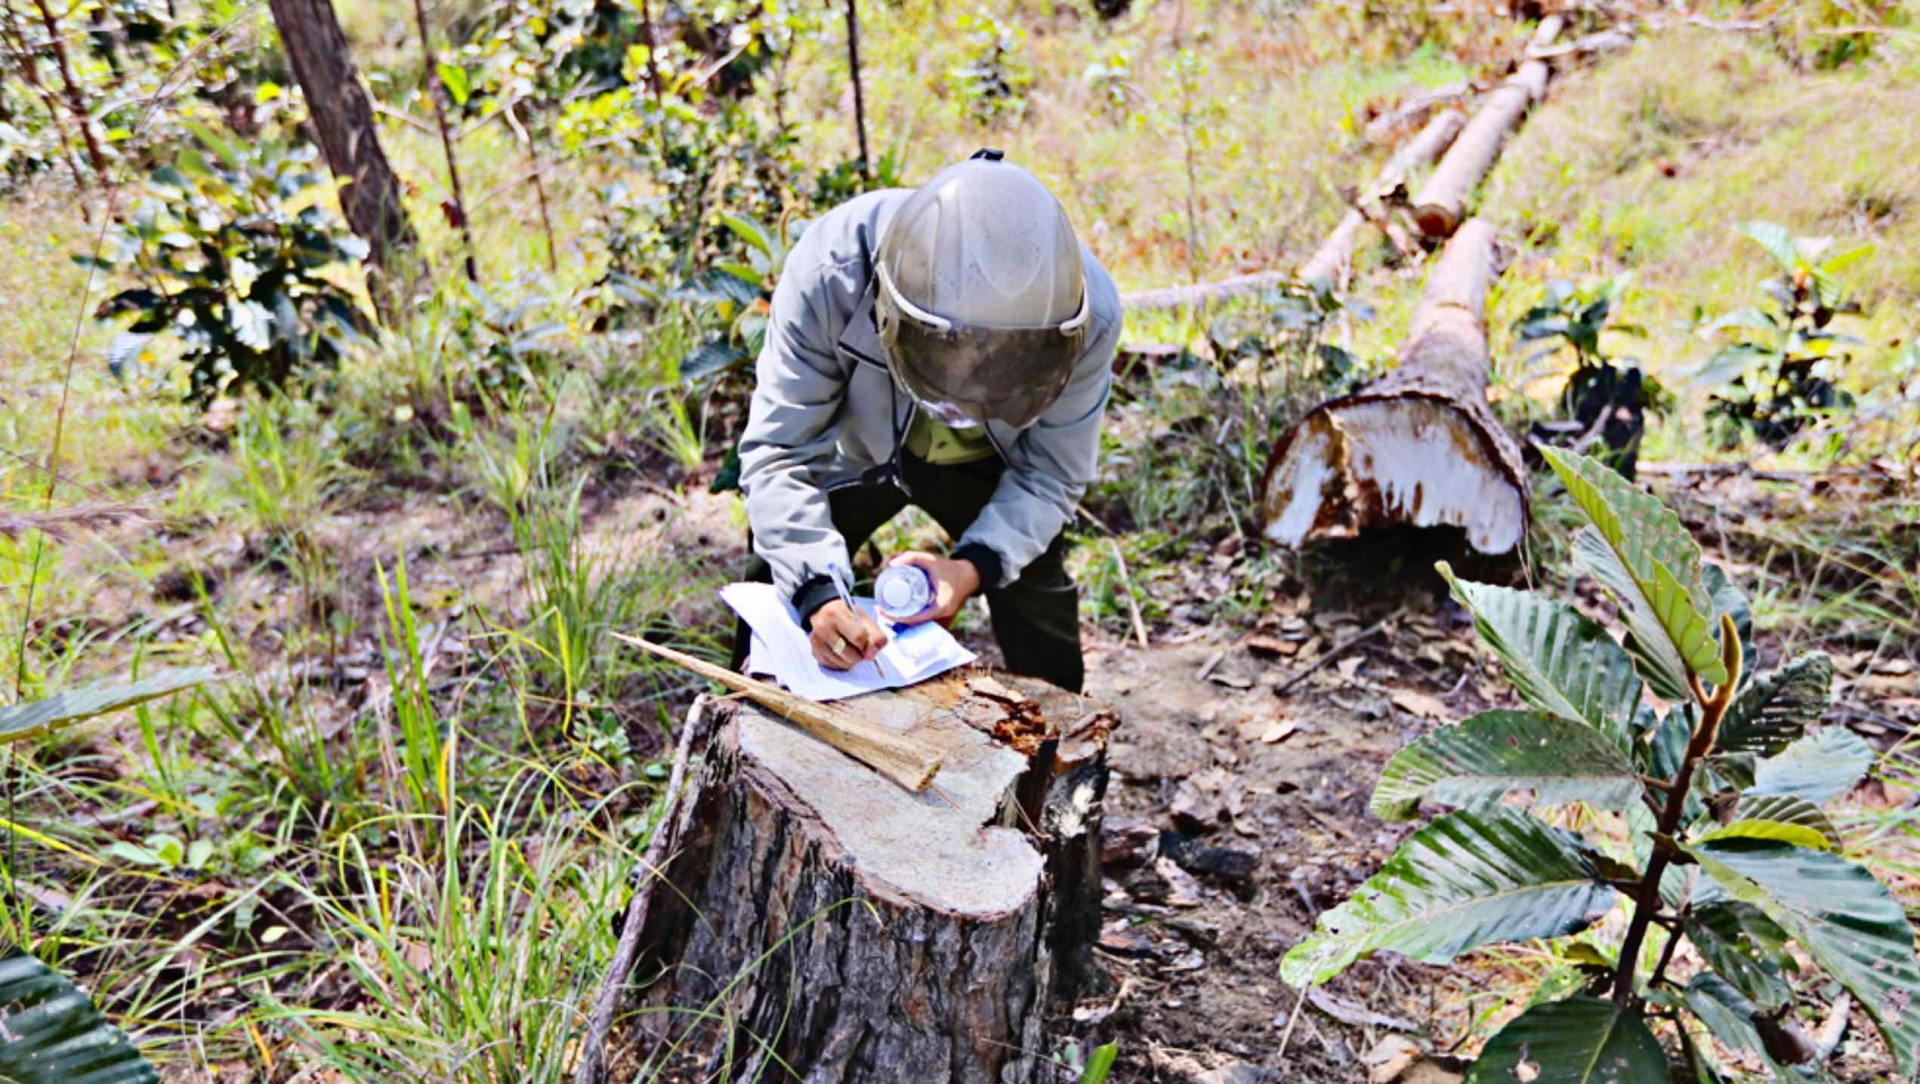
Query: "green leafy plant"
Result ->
[[1513, 275, 1670, 478], [672, 213, 789, 384], [1081, 48, 1138, 118], [81, 132, 376, 403], [1697, 221, 1866, 451], [0, 951, 159, 1084], [1281, 446, 1920, 1081], [948, 9, 1033, 127]]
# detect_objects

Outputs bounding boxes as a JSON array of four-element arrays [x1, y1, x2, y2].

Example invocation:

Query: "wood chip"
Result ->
[[1390, 689, 1451, 721], [1246, 635, 1299, 659], [1261, 719, 1299, 744], [1364, 1035, 1423, 1083]]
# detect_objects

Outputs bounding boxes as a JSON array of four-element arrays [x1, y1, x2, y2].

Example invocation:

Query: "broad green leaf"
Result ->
[[1715, 654, 1831, 758], [1, 668, 215, 745], [1544, 445, 1726, 695], [436, 62, 471, 106], [1438, 566, 1642, 749], [0, 950, 160, 1084], [1371, 710, 1641, 821], [1740, 220, 1803, 276], [1701, 794, 1842, 852], [1681, 974, 1784, 1080], [1280, 810, 1616, 987], [1466, 996, 1670, 1084], [229, 299, 273, 350], [1686, 838, 1920, 1076], [1077, 1042, 1117, 1084], [1747, 727, 1871, 805], [1572, 530, 1720, 702], [1685, 902, 1792, 1012]]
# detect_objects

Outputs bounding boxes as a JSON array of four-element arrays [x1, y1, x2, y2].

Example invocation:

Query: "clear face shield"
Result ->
[[875, 263, 1089, 432]]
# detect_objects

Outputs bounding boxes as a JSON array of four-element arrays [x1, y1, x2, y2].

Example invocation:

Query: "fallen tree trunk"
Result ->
[[1297, 107, 1466, 290], [1260, 218, 1530, 555], [1408, 53, 1552, 240], [617, 671, 1115, 1083], [1124, 107, 1466, 310]]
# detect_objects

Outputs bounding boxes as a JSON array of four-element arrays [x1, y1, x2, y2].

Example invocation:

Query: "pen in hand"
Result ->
[[827, 563, 889, 680]]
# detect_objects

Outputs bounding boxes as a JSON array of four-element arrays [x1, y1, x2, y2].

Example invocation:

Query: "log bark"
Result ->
[[618, 670, 1116, 1083], [1122, 106, 1465, 310], [267, 0, 418, 320], [1260, 219, 1530, 555], [1408, 56, 1550, 240]]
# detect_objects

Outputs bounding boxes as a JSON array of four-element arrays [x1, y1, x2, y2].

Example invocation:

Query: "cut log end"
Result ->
[[1410, 202, 1459, 241], [734, 693, 1041, 915], [1261, 396, 1527, 556]]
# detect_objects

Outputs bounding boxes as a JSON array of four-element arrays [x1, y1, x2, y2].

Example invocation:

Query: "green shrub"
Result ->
[[1697, 221, 1865, 452], [81, 131, 376, 404], [1283, 447, 1920, 1081]]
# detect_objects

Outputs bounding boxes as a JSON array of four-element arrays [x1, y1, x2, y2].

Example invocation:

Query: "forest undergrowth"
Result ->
[[3, 0, 1918, 1079]]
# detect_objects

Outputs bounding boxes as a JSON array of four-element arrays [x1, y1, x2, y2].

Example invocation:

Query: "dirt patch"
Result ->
[[1047, 621, 1499, 1082]]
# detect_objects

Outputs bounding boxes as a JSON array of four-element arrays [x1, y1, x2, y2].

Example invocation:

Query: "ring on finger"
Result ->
[[832, 636, 849, 655]]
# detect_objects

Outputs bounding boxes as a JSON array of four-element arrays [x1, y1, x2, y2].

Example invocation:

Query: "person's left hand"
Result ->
[[884, 551, 982, 627]]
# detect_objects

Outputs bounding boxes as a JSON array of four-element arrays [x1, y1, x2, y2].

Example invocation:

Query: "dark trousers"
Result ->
[[733, 453, 1084, 693]]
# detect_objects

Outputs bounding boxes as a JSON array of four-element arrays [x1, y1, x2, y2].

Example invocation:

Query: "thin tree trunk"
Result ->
[[31, 0, 108, 182], [0, 5, 92, 214], [638, 0, 661, 105], [267, 0, 419, 321], [408, 0, 477, 282], [503, 103, 557, 274], [1261, 219, 1530, 556], [844, 0, 870, 182]]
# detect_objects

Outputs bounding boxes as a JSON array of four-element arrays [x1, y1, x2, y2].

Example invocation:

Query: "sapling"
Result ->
[[1281, 446, 1920, 1081]]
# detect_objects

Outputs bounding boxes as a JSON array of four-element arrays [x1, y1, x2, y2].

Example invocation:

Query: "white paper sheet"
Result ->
[[720, 582, 977, 702]]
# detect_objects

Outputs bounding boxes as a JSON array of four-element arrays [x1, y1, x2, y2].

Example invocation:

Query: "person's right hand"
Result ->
[[809, 600, 889, 670]]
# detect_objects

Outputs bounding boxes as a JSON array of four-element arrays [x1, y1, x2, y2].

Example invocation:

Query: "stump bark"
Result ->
[[1260, 219, 1530, 555], [623, 670, 1115, 1083]]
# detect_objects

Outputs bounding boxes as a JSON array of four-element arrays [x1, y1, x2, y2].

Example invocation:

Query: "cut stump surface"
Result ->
[[626, 670, 1115, 1084]]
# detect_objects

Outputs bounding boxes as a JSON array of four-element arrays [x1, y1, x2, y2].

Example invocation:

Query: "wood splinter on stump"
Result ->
[[1260, 218, 1529, 556], [619, 670, 1115, 1083]]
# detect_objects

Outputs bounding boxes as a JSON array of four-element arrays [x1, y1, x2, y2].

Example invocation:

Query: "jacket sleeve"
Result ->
[[737, 233, 857, 604], [955, 275, 1121, 587]]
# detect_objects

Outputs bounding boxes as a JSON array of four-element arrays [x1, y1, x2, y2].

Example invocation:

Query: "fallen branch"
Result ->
[[1299, 107, 1467, 289], [571, 698, 710, 1084], [1271, 611, 1399, 697], [611, 632, 944, 791]]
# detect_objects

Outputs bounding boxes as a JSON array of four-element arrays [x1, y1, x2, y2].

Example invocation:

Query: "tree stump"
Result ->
[[623, 670, 1116, 1083]]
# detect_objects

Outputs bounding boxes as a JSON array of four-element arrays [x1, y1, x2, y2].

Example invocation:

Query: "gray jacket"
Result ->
[[738, 189, 1123, 604]]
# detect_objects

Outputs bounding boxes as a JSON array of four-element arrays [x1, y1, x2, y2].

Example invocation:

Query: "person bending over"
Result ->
[[732, 150, 1122, 693]]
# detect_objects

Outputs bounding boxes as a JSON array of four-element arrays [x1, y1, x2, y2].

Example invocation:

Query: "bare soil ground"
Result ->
[[1059, 619, 1489, 1083]]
